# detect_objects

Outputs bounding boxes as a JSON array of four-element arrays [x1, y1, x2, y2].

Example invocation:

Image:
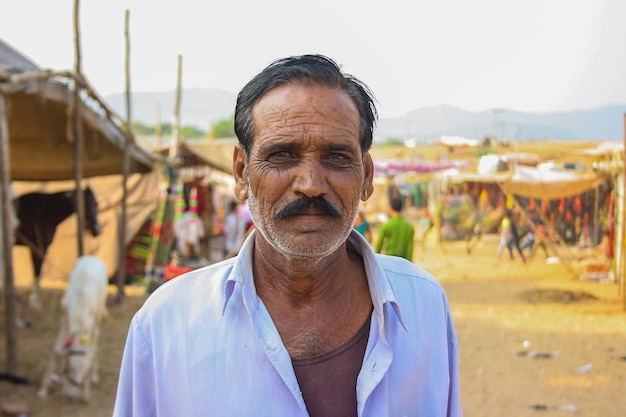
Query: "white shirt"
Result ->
[[113, 230, 462, 417]]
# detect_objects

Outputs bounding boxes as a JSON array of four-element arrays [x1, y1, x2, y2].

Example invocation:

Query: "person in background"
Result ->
[[418, 207, 433, 248], [496, 209, 526, 263], [496, 211, 514, 259], [113, 54, 461, 417], [375, 194, 415, 261], [173, 202, 205, 259], [508, 209, 527, 263], [529, 221, 549, 259], [518, 229, 535, 257], [223, 200, 242, 258], [353, 206, 372, 243]]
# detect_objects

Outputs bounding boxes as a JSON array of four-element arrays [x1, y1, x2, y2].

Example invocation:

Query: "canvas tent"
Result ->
[[500, 165, 609, 200], [435, 161, 610, 201], [179, 138, 237, 174], [434, 164, 611, 228], [1, 37, 163, 278], [12, 171, 161, 283], [0, 38, 158, 181]]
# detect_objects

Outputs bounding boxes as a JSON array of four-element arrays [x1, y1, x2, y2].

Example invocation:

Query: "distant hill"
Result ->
[[104, 88, 626, 142], [104, 88, 237, 131], [376, 104, 626, 143]]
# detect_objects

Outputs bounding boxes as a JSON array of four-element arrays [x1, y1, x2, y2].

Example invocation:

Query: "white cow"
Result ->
[[38, 255, 109, 402]]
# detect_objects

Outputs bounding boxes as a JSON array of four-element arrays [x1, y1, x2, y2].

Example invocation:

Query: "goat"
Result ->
[[37, 255, 108, 402]]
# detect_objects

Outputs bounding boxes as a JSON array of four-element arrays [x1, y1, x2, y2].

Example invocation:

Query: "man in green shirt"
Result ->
[[375, 194, 415, 261]]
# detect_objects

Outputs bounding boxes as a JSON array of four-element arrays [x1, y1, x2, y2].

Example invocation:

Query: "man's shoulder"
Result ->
[[373, 255, 450, 314], [375, 254, 440, 288], [141, 259, 236, 313]]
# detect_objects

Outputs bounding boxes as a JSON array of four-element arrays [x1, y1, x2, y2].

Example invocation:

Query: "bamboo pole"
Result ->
[[115, 9, 132, 297], [156, 103, 162, 148], [144, 55, 183, 289], [0, 93, 18, 374], [169, 55, 183, 161], [73, 0, 85, 256], [73, 0, 82, 74], [617, 113, 626, 311]]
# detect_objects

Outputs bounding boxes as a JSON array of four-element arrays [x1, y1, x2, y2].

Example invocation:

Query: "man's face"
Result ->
[[233, 82, 373, 260]]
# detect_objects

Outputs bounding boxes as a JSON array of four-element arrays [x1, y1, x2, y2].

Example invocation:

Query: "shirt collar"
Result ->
[[347, 231, 408, 333], [223, 229, 258, 315], [223, 229, 407, 332]]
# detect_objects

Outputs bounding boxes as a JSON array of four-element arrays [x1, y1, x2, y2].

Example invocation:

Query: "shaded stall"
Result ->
[[500, 165, 614, 277], [0, 39, 155, 181], [147, 139, 237, 270], [431, 155, 618, 278], [181, 138, 237, 175]]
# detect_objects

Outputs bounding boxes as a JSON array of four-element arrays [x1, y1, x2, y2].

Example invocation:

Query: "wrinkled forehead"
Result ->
[[251, 83, 361, 141], [260, 81, 357, 106]]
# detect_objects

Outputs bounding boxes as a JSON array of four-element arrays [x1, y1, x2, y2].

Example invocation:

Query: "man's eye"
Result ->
[[267, 151, 296, 162], [324, 153, 352, 166]]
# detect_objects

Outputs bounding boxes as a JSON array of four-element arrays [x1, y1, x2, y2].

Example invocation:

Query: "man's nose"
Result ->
[[291, 158, 329, 198]]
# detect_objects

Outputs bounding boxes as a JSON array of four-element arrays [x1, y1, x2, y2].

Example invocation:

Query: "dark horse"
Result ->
[[15, 186, 101, 309]]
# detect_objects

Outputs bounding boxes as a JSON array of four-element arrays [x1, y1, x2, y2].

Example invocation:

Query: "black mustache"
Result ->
[[275, 197, 341, 220]]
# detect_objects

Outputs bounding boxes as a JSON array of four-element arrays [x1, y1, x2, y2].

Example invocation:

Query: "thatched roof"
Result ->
[[0, 38, 162, 181], [180, 138, 236, 174]]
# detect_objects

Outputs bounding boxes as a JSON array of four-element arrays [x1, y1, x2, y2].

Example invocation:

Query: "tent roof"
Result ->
[[1, 38, 162, 181], [500, 166, 608, 199], [434, 165, 608, 199], [434, 170, 511, 184], [177, 138, 237, 174]]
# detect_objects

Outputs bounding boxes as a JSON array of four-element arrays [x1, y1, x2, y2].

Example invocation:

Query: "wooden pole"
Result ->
[[115, 9, 131, 297], [156, 103, 162, 149], [0, 93, 18, 374], [621, 113, 625, 311], [169, 55, 183, 160], [73, 0, 86, 256]]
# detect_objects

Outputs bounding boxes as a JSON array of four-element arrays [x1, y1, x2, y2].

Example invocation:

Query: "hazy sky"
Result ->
[[2, 0, 625, 118]]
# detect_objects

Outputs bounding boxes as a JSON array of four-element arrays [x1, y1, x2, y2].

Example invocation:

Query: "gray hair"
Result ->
[[234, 54, 378, 156]]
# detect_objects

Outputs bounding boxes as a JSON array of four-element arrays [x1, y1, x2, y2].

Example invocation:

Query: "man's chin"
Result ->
[[278, 246, 339, 261], [260, 231, 346, 260]]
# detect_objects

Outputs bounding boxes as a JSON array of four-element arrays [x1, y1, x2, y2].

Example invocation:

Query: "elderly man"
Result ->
[[113, 54, 462, 417]]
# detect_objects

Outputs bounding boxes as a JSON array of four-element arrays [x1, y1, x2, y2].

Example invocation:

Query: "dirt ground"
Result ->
[[1, 233, 625, 417]]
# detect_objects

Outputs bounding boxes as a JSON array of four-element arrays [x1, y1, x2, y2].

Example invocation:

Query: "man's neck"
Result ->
[[252, 238, 355, 305], [251, 236, 372, 358]]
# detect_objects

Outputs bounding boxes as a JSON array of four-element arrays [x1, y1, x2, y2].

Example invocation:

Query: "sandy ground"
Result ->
[[1, 234, 625, 417]]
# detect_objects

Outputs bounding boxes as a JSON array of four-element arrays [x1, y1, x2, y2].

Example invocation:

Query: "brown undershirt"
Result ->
[[291, 313, 371, 417]]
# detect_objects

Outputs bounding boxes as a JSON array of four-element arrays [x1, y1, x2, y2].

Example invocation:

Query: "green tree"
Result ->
[[131, 121, 153, 136], [180, 125, 207, 139], [131, 120, 207, 139], [383, 137, 405, 146], [160, 123, 172, 136], [212, 116, 235, 139]]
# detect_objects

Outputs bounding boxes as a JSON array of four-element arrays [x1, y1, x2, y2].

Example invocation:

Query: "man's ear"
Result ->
[[233, 145, 248, 201], [362, 152, 374, 201]]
